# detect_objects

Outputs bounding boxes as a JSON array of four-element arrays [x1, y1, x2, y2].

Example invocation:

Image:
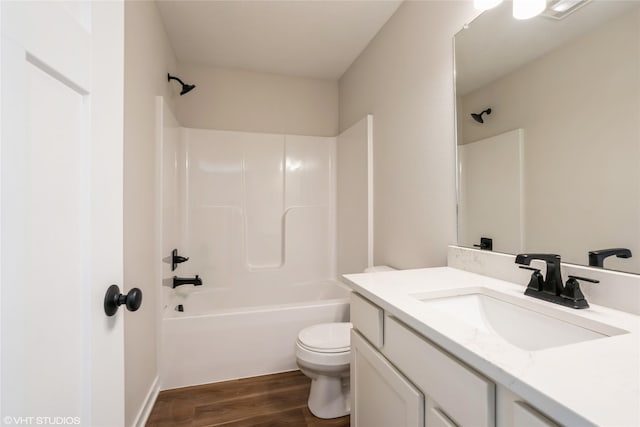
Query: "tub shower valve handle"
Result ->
[[172, 248, 189, 271], [104, 284, 143, 316]]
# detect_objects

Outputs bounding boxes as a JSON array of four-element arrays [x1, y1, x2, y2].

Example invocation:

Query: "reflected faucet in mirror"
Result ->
[[473, 237, 493, 250], [588, 248, 632, 268]]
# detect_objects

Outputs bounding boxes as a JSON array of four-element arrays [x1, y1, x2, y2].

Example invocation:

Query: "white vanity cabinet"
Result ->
[[350, 292, 493, 427], [350, 292, 561, 427], [351, 330, 424, 427], [497, 387, 560, 427], [383, 315, 495, 427], [351, 292, 423, 426]]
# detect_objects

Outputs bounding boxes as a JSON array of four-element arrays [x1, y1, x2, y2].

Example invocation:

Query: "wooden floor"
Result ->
[[147, 371, 350, 427]]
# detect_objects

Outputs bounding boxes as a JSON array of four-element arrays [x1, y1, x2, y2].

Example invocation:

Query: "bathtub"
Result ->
[[161, 280, 350, 390]]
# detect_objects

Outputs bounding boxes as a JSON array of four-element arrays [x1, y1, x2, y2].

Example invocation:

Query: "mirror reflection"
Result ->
[[455, 1, 640, 274]]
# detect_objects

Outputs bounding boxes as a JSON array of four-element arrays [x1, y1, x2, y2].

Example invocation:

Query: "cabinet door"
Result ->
[[427, 399, 459, 427], [383, 316, 495, 427], [497, 386, 559, 427], [351, 330, 424, 427]]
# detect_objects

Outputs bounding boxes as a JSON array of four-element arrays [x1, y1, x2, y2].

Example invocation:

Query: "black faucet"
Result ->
[[515, 253, 563, 295], [515, 253, 598, 309], [588, 248, 632, 268], [173, 275, 202, 288]]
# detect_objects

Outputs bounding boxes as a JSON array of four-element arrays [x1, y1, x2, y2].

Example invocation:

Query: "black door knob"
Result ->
[[104, 284, 143, 316]]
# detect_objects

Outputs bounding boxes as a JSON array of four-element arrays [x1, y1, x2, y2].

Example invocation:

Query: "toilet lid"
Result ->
[[297, 322, 352, 353]]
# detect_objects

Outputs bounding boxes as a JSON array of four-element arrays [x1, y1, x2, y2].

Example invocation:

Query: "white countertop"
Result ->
[[343, 267, 640, 427]]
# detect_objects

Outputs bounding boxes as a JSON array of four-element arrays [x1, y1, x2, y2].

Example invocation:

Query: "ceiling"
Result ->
[[156, 0, 403, 80]]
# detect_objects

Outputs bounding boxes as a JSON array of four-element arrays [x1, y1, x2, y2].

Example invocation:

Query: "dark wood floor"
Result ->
[[147, 371, 350, 427]]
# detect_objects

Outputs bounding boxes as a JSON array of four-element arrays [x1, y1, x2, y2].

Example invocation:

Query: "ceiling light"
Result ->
[[551, 0, 581, 12], [513, 0, 546, 20], [474, 0, 504, 11], [543, 0, 591, 19]]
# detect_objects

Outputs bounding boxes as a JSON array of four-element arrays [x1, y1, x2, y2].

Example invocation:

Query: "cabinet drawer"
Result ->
[[350, 293, 384, 347], [383, 315, 495, 427]]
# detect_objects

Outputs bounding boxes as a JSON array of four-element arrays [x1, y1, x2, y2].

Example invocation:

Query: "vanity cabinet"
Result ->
[[350, 292, 561, 427], [383, 315, 495, 427], [426, 400, 458, 427], [350, 330, 423, 427], [351, 292, 384, 347], [497, 387, 559, 427]]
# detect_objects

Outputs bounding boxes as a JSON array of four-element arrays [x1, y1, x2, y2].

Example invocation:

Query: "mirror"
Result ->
[[455, 1, 640, 274]]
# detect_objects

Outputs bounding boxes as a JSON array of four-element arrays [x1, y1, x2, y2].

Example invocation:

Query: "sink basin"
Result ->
[[414, 289, 628, 351]]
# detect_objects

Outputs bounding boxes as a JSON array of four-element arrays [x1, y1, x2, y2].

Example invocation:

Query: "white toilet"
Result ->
[[295, 322, 353, 419], [296, 267, 395, 418]]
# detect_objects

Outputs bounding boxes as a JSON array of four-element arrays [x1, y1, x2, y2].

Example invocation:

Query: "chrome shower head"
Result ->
[[168, 73, 196, 96]]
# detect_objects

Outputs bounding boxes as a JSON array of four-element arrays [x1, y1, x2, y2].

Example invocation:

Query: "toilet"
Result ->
[[295, 322, 353, 419], [296, 266, 396, 419]]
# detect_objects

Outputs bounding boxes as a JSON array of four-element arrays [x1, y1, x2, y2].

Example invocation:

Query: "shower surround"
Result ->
[[178, 127, 337, 287], [159, 104, 349, 389]]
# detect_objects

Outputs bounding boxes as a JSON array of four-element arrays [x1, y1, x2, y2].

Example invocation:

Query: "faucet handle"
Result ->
[[561, 275, 599, 309], [519, 266, 543, 292], [567, 275, 599, 284], [171, 248, 190, 271]]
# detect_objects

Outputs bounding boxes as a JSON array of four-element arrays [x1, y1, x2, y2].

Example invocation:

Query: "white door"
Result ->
[[1, 2, 126, 426]]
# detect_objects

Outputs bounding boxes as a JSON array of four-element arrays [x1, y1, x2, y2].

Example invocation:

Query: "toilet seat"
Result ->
[[297, 322, 352, 353], [296, 341, 350, 367]]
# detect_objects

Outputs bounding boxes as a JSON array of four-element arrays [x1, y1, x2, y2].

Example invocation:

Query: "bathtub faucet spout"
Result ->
[[173, 275, 202, 288]]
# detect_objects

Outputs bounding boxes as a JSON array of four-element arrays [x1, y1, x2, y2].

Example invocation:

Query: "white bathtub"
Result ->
[[161, 280, 350, 390]]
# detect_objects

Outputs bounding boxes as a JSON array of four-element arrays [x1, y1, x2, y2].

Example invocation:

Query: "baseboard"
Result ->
[[132, 375, 160, 427], [160, 368, 299, 391]]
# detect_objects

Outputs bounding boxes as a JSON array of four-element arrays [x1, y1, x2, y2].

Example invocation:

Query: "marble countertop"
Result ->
[[343, 267, 640, 427]]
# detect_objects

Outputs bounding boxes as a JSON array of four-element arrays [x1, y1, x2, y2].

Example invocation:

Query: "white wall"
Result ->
[[459, 10, 640, 272], [176, 63, 339, 137], [337, 115, 372, 276], [339, 1, 478, 269], [123, 2, 177, 425]]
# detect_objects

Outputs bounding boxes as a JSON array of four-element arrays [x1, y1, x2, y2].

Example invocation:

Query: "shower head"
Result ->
[[168, 73, 196, 96], [180, 83, 196, 95], [471, 108, 492, 124]]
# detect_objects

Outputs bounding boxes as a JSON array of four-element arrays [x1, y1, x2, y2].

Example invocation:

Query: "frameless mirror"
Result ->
[[455, 0, 640, 274]]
